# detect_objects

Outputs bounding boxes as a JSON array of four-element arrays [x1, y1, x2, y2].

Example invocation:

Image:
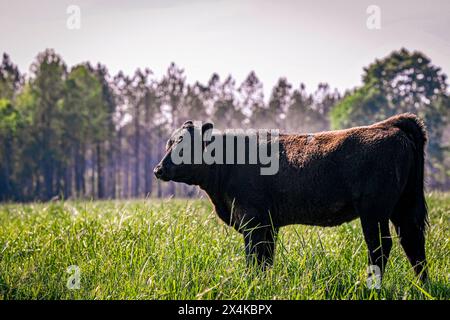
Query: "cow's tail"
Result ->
[[389, 113, 428, 231]]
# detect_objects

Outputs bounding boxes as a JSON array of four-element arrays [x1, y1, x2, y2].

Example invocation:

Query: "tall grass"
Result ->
[[0, 194, 448, 300]]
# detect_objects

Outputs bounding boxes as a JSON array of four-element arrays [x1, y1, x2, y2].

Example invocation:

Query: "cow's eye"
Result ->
[[177, 136, 183, 143]]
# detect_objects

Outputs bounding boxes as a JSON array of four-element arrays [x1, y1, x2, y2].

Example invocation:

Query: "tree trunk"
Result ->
[[116, 129, 122, 198], [64, 161, 72, 199], [55, 161, 62, 198], [107, 139, 116, 199], [96, 142, 104, 199], [144, 141, 152, 197], [1, 137, 12, 200], [91, 147, 96, 198], [74, 143, 86, 198], [123, 148, 129, 198], [43, 156, 54, 200], [133, 105, 140, 198]]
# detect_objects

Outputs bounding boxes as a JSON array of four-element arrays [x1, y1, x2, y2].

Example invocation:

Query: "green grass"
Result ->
[[0, 193, 449, 300]]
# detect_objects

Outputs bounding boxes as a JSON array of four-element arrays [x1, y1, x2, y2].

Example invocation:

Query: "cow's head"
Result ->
[[153, 120, 213, 185]]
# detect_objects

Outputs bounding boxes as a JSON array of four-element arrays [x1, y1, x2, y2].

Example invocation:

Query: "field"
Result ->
[[0, 194, 448, 300]]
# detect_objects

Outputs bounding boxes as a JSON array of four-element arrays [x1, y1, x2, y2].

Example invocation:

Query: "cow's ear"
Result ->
[[183, 120, 194, 128]]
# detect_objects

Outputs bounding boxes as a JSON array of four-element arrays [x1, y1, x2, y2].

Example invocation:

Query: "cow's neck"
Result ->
[[198, 164, 232, 225]]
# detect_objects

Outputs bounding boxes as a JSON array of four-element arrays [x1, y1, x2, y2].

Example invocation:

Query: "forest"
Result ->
[[0, 48, 449, 201]]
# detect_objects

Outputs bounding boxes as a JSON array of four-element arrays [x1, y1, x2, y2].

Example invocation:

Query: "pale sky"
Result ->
[[1, 0, 449, 97]]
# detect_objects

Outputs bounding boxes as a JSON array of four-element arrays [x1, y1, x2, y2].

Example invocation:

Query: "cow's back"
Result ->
[[266, 122, 414, 226]]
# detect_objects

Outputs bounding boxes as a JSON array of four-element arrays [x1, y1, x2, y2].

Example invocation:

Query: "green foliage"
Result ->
[[331, 48, 448, 129], [330, 86, 388, 129], [264, 77, 292, 128], [1, 47, 449, 200], [362, 48, 447, 108], [0, 99, 19, 134], [330, 48, 450, 189], [0, 194, 448, 299], [0, 99, 20, 196], [0, 53, 21, 100], [210, 75, 244, 129], [65, 64, 106, 142], [0, 54, 24, 201]]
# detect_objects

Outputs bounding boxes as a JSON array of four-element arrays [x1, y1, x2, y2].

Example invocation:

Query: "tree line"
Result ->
[[0, 48, 448, 201]]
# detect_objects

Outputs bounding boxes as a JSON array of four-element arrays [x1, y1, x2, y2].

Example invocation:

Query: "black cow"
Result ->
[[154, 113, 428, 282]]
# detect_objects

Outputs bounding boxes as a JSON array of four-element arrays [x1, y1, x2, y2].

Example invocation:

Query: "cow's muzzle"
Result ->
[[153, 165, 164, 179], [153, 165, 171, 181]]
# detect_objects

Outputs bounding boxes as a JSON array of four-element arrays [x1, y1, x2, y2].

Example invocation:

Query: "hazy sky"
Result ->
[[1, 0, 449, 96]]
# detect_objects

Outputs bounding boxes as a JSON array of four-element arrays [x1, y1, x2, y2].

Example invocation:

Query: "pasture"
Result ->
[[0, 194, 448, 300]]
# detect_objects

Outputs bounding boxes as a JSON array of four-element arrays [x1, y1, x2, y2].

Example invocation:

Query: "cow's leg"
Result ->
[[391, 216, 427, 281], [243, 226, 279, 270], [359, 213, 392, 284]]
